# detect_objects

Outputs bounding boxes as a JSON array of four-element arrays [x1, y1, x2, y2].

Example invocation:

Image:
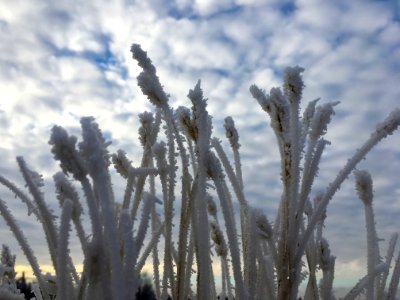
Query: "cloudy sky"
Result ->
[[0, 0, 400, 290]]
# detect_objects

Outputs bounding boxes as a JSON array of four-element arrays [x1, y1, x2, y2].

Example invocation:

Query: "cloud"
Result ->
[[193, 0, 235, 16], [0, 0, 399, 290]]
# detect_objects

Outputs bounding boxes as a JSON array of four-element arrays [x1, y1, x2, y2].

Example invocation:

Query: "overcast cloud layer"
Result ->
[[0, 0, 400, 289]]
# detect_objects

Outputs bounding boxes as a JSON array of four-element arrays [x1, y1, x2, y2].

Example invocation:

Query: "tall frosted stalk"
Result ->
[[186, 81, 214, 300], [355, 170, 380, 300], [57, 199, 74, 300], [16, 157, 58, 272], [79, 117, 124, 299], [0, 198, 50, 300], [207, 152, 247, 300]]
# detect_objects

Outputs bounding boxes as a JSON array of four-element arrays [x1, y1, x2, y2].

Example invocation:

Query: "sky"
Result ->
[[0, 0, 400, 291]]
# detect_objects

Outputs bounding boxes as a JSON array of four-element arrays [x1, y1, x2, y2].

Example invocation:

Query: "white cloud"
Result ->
[[334, 259, 365, 287], [193, 0, 234, 16], [379, 22, 400, 46]]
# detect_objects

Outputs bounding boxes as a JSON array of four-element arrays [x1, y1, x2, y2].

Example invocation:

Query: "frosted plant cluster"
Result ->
[[0, 44, 400, 300]]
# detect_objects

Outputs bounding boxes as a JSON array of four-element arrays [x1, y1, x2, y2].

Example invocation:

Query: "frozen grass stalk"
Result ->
[[354, 170, 380, 300], [57, 199, 74, 300]]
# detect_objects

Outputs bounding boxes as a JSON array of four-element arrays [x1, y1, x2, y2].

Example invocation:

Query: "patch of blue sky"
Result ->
[[46, 8, 71, 26], [209, 67, 231, 78], [167, 4, 198, 20], [331, 33, 353, 50], [50, 48, 127, 98], [246, 122, 268, 133], [38, 95, 64, 111], [320, 83, 345, 100], [372, 0, 400, 20], [114, 112, 133, 122], [0, 19, 8, 29], [85, 49, 114, 71], [102, 130, 113, 142], [245, 190, 280, 209], [49, 33, 129, 79], [279, 1, 297, 16], [0, 60, 19, 77], [168, 2, 244, 20], [171, 62, 232, 78], [204, 4, 244, 19], [268, 67, 285, 81]]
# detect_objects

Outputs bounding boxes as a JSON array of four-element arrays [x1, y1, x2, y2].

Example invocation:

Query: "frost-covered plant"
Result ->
[[0, 245, 25, 300], [0, 44, 400, 300]]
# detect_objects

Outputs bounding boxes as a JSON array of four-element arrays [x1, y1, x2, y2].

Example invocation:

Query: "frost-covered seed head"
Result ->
[[1, 245, 15, 269], [207, 195, 217, 217], [309, 102, 339, 141], [53, 172, 83, 220], [302, 98, 320, 127], [138, 112, 155, 147], [111, 150, 132, 179], [283, 66, 305, 104], [131, 44, 169, 109], [27, 169, 44, 189], [152, 142, 168, 176], [269, 87, 290, 138], [224, 116, 240, 149], [250, 85, 271, 112], [304, 199, 313, 216], [374, 108, 400, 138], [79, 117, 111, 176], [205, 152, 223, 179], [137, 72, 169, 109], [188, 80, 212, 146], [176, 106, 198, 141], [354, 169, 373, 205], [49, 125, 87, 180], [130, 44, 156, 75], [318, 238, 332, 270], [152, 142, 166, 160], [210, 221, 228, 257], [255, 212, 273, 240]]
